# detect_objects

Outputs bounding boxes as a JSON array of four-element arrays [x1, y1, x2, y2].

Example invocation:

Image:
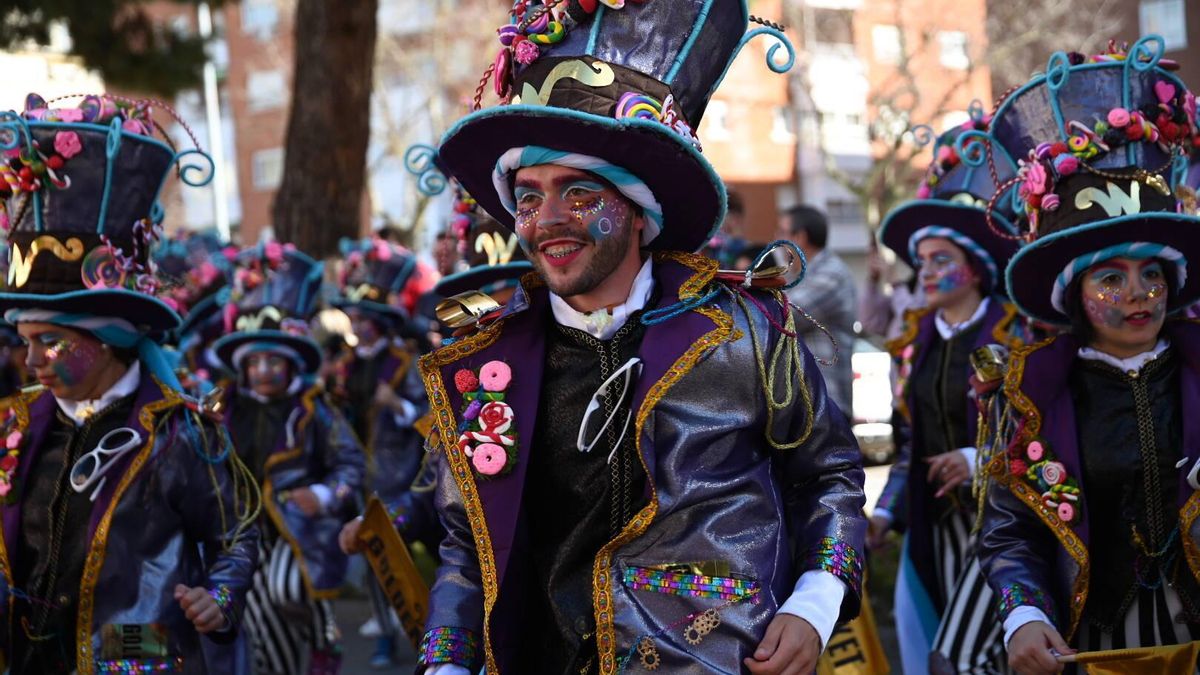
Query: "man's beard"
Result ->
[[532, 215, 636, 298]]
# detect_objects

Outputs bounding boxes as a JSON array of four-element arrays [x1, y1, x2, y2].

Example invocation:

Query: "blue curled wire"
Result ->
[[176, 148, 216, 188], [0, 111, 32, 154], [1129, 34, 1165, 73], [909, 124, 935, 149], [966, 99, 986, 123], [954, 129, 991, 169], [404, 143, 448, 196]]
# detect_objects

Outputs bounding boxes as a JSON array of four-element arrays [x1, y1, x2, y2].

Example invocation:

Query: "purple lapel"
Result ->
[[85, 372, 168, 540], [1, 392, 56, 563], [438, 291, 548, 588], [1171, 322, 1200, 507]]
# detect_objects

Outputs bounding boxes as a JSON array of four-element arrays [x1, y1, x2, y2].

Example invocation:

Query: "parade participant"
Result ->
[[331, 236, 429, 667], [0, 93, 258, 673], [157, 230, 235, 392], [968, 38, 1200, 674], [875, 110, 1024, 674], [413, 2, 867, 673], [213, 243, 365, 675]]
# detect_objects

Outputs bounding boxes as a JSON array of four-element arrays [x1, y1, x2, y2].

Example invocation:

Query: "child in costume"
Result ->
[[970, 38, 1200, 674], [0, 93, 259, 674], [874, 110, 1026, 674], [214, 245, 365, 674]]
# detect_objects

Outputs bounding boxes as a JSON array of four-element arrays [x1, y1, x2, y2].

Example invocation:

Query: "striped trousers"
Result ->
[[244, 537, 341, 675], [930, 509, 1008, 674], [1077, 584, 1200, 667]]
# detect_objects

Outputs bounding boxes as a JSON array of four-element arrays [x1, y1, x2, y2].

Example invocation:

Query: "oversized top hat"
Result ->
[[430, 0, 796, 253], [212, 243, 324, 375], [880, 105, 1022, 291], [156, 230, 234, 335], [333, 237, 416, 328], [0, 94, 216, 337], [974, 37, 1200, 325]]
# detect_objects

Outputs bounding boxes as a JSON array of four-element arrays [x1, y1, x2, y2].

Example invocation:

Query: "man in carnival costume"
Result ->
[[214, 244, 365, 674], [874, 109, 1025, 674], [966, 38, 1200, 673], [0, 94, 259, 673], [329, 237, 430, 667], [413, 2, 867, 674]]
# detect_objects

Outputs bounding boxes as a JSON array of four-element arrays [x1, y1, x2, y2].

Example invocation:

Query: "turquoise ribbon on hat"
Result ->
[[1051, 241, 1188, 313], [4, 309, 182, 392], [907, 225, 998, 285]]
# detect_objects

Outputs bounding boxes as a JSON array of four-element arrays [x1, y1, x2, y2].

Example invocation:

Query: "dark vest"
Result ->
[[516, 311, 651, 675], [910, 321, 982, 461], [1070, 350, 1200, 629], [12, 394, 136, 673], [229, 391, 290, 484]]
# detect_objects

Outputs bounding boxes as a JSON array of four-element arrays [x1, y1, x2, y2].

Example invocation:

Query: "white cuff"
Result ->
[[1003, 605, 1053, 648], [392, 399, 418, 427], [777, 570, 846, 650], [424, 665, 471, 675], [957, 447, 978, 485], [308, 483, 334, 513]]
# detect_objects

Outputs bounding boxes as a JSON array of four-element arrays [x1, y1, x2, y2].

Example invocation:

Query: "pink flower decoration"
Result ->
[[1053, 155, 1079, 175], [1106, 108, 1130, 127], [1025, 162, 1047, 196], [479, 361, 512, 392], [53, 131, 83, 159], [5, 431, 21, 450], [1026, 440, 1044, 462], [478, 401, 514, 434], [472, 443, 508, 475], [515, 40, 540, 65], [1056, 502, 1074, 522]]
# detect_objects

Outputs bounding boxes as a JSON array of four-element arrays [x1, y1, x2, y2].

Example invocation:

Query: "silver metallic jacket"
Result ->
[[417, 253, 868, 674], [0, 373, 259, 674]]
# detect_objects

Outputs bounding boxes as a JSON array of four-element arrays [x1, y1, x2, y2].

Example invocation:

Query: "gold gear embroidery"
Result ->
[[637, 637, 660, 671], [684, 609, 722, 645]]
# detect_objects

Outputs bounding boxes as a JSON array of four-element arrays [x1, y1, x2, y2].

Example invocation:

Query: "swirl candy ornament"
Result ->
[[615, 93, 663, 121], [80, 246, 129, 290]]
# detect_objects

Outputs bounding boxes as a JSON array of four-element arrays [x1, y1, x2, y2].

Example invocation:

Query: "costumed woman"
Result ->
[[0, 94, 259, 673], [213, 244, 365, 674], [970, 38, 1200, 674], [329, 237, 429, 668], [873, 111, 1024, 673]]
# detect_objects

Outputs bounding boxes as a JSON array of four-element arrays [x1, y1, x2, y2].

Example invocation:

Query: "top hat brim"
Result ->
[[438, 105, 726, 254], [879, 201, 1020, 288], [212, 330, 323, 376], [0, 288, 181, 338], [177, 292, 225, 341], [434, 261, 534, 299], [1005, 212, 1200, 326]]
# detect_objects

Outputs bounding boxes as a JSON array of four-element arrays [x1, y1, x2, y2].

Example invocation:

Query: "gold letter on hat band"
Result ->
[[8, 236, 86, 288]]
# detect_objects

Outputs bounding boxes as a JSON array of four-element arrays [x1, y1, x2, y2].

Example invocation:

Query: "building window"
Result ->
[[812, 8, 855, 47], [872, 25, 901, 64], [706, 100, 731, 140], [938, 31, 970, 70], [252, 148, 284, 191], [246, 69, 288, 112], [827, 199, 864, 226], [241, 0, 280, 40], [1140, 0, 1188, 51]]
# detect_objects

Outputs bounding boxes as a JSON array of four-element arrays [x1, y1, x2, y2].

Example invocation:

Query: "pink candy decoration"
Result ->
[[264, 240, 284, 264], [1155, 80, 1177, 104], [1026, 440, 1044, 462], [901, 345, 915, 360], [0, 482, 10, 496], [515, 40, 540, 65], [1041, 194, 1061, 211], [53, 131, 83, 159], [1025, 163, 1048, 196], [1106, 108, 1130, 127], [1041, 461, 1066, 486], [1053, 155, 1079, 175], [478, 401, 514, 434], [373, 238, 393, 261], [472, 443, 508, 475], [1056, 502, 1075, 522], [479, 361, 512, 391], [915, 184, 932, 199], [6, 431, 21, 450]]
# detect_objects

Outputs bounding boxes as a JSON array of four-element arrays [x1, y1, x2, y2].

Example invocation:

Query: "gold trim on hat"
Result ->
[[8, 236, 86, 288]]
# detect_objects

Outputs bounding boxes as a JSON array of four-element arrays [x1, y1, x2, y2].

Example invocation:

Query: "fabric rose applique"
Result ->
[[454, 360, 517, 478]]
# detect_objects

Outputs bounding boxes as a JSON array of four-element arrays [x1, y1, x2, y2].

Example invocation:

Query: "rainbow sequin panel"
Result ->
[[418, 626, 480, 669], [622, 566, 761, 602], [96, 658, 184, 674]]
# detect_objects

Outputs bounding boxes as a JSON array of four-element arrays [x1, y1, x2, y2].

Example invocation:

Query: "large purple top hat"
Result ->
[[427, 0, 796, 253], [212, 244, 324, 375], [879, 104, 1021, 292], [0, 94, 216, 337], [973, 37, 1200, 325]]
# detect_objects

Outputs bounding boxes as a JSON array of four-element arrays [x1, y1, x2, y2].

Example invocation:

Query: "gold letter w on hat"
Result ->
[[8, 236, 85, 288], [1075, 181, 1141, 218]]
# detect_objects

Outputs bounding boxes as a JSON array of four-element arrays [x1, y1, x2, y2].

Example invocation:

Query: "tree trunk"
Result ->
[[272, 0, 378, 257]]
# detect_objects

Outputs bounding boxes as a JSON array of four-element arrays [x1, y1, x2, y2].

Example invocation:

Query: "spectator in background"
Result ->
[[704, 190, 750, 268], [858, 240, 924, 342], [781, 204, 857, 414]]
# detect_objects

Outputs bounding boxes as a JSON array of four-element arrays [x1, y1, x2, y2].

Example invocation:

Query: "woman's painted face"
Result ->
[[915, 237, 980, 309], [245, 352, 292, 398], [18, 322, 109, 400], [1080, 257, 1168, 352]]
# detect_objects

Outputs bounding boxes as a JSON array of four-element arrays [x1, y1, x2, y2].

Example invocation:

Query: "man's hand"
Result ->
[[866, 514, 892, 550], [339, 516, 365, 554], [925, 451, 971, 498], [744, 613, 821, 675], [289, 486, 322, 516], [175, 585, 226, 634], [1008, 621, 1073, 674]]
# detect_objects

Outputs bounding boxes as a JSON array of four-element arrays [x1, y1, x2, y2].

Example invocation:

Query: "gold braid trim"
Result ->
[[1181, 491, 1200, 582], [992, 301, 1025, 349], [76, 381, 185, 674], [418, 320, 504, 674], [884, 307, 932, 358], [262, 385, 336, 599], [1001, 334, 1059, 438], [592, 252, 733, 675], [0, 388, 40, 598]]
